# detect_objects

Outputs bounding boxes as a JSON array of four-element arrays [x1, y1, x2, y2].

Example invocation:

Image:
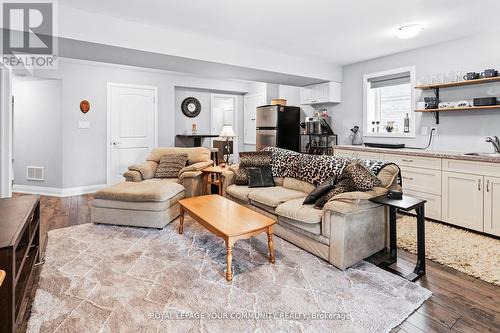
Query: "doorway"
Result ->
[[107, 83, 158, 185], [210, 94, 238, 163]]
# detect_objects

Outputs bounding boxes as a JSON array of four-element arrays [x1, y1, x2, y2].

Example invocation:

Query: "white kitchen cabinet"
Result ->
[[334, 149, 380, 160], [484, 176, 500, 237], [357, 151, 381, 160], [300, 82, 341, 105], [399, 166, 441, 195], [334, 149, 357, 158], [404, 189, 442, 221], [300, 86, 315, 104], [381, 154, 441, 170], [442, 172, 484, 232]]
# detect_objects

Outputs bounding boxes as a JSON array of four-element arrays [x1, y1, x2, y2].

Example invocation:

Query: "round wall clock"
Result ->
[[80, 100, 90, 114], [181, 97, 201, 118]]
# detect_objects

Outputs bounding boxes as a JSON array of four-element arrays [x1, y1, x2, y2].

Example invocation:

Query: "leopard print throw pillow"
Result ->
[[342, 161, 382, 191], [234, 151, 272, 185], [314, 161, 382, 208], [154, 153, 188, 178]]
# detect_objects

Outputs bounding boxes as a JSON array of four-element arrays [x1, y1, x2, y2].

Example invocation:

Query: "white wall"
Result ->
[[30, 59, 248, 188], [12, 79, 63, 187], [334, 32, 500, 152], [175, 88, 212, 138], [175, 88, 243, 156], [58, 5, 343, 83]]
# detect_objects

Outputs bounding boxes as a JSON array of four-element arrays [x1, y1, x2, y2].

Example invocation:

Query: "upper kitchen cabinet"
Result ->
[[300, 82, 341, 105]]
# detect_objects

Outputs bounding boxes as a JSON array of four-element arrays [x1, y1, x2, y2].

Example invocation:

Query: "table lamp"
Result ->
[[219, 125, 235, 165]]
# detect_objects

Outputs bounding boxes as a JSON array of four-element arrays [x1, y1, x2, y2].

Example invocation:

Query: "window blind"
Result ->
[[368, 71, 411, 89]]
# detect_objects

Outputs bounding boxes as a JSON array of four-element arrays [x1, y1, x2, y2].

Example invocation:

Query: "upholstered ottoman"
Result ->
[[90, 181, 185, 229]]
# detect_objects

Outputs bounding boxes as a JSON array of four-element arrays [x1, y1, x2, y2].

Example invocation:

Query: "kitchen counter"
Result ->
[[334, 145, 500, 163]]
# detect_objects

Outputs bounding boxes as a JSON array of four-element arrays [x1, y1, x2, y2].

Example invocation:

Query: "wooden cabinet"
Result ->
[[442, 172, 484, 232], [0, 195, 41, 333], [300, 82, 341, 105], [484, 176, 500, 236]]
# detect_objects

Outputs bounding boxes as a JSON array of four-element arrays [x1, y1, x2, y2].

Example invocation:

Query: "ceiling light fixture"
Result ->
[[395, 24, 424, 39]]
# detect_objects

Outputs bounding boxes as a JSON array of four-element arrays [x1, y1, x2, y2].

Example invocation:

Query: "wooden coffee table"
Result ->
[[178, 195, 276, 282]]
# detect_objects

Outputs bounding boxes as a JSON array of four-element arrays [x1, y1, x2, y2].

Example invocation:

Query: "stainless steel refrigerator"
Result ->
[[256, 105, 301, 152]]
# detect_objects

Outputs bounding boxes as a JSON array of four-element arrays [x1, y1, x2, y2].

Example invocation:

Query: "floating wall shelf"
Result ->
[[414, 76, 500, 124], [415, 76, 500, 90], [416, 105, 500, 112]]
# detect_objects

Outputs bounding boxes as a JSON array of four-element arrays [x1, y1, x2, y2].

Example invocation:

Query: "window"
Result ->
[[363, 67, 415, 137]]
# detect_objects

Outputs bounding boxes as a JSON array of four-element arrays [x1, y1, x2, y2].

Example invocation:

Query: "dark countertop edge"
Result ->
[[334, 145, 500, 164]]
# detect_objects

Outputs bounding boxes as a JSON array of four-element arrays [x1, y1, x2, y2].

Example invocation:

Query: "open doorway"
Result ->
[[211, 94, 238, 164]]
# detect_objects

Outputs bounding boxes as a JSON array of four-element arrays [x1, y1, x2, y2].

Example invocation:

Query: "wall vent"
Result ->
[[26, 166, 45, 181]]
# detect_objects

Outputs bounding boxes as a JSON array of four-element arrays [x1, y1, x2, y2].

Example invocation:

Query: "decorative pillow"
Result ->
[[154, 153, 188, 178], [234, 151, 272, 185], [248, 167, 275, 188], [342, 161, 383, 191], [315, 178, 353, 208], [314, 162, 382, 208], [303, 177, 336, 205]]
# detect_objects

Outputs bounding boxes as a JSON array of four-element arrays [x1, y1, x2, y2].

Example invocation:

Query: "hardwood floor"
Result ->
[[15, 194, 500, 333]]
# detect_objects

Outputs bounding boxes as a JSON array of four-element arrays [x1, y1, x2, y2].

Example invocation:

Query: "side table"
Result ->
[[369, 195, 426, 281], [202, 165, 228, 195]]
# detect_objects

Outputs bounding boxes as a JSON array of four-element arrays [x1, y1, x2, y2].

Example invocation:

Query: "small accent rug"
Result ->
[[397, 215, 500, 286], [28, 218, 431, 333]]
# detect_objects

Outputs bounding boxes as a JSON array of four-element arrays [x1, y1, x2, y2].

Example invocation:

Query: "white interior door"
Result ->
[[107, 83, 158, 185]]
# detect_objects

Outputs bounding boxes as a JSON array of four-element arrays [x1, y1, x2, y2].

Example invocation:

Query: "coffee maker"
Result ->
[[304, 117, 320, 134]]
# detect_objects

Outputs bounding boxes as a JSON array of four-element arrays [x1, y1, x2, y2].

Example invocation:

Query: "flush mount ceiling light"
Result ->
[[395, 24, 424, 39]]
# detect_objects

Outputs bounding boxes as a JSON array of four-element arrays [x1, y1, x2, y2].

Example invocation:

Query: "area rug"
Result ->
[[397, 215, 500, 286], [28, 218, 431, 333]]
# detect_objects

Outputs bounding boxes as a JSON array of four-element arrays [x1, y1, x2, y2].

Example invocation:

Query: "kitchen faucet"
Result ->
[[486, 136, 500, 153]]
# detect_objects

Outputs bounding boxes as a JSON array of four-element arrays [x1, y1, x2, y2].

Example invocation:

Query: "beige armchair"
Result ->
[[123, 147, 213, 197]]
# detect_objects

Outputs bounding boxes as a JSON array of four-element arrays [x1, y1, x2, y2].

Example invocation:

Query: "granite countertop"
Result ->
[[334, 145, 500, 163]]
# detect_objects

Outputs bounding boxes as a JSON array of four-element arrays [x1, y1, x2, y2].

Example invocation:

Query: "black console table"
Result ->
[[175, 134, 219, 147], [368, 195, 426, 282]]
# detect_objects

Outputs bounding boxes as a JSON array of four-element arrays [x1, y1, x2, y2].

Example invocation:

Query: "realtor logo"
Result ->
[[1, 0, 58, 68]]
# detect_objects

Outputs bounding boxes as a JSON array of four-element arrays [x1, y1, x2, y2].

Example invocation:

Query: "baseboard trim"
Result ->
[[13, 184, 106, 197]]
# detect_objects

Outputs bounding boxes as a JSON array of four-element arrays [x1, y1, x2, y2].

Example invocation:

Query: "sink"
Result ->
[[464, 152, 500, 157]]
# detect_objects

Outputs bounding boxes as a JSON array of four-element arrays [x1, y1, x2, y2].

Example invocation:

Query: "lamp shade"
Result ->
[[219, 125, 235, 138]]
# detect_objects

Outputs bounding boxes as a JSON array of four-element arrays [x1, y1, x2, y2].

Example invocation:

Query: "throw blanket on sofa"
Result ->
[[262, 147, 397, 186]]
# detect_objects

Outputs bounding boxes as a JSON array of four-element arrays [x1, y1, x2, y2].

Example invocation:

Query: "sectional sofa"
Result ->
[[221, 159, 400, 270]]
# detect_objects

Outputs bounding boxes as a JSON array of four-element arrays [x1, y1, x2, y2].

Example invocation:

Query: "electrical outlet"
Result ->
[[431, 127, 438, 136]]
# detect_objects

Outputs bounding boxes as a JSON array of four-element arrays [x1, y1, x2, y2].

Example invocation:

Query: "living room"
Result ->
[[0, 1, 499, 332]]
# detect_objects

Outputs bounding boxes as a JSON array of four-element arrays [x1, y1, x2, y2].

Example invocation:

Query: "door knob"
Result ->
[[112, 141, 121, 146]]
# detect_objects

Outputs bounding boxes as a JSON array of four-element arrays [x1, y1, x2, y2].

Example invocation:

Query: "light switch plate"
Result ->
[[78, 120, 90, 129]]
